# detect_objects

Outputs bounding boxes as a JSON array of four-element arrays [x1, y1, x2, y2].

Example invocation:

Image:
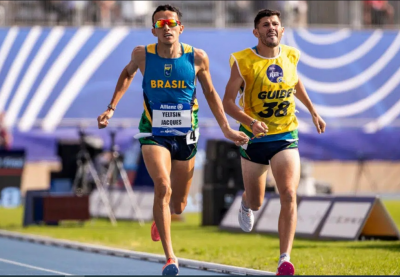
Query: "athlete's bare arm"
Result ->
[[294, 77, 326, 134], [97, 46, 146, 129], [223, 61, 268, 136], [194, 49, 248, 145]]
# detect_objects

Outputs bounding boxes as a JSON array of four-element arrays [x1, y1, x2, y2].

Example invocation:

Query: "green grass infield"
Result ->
[[1, 200, 399, 275]]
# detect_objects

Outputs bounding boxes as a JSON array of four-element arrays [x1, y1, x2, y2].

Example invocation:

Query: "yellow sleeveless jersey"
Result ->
[[230, 44, 300, 136]]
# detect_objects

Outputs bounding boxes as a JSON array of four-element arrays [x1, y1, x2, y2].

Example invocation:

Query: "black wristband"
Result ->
[[107, 104, 115, 111]]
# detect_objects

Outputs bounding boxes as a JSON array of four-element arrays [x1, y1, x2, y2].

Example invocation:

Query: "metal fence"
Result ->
[[0, 1, 400, 28]]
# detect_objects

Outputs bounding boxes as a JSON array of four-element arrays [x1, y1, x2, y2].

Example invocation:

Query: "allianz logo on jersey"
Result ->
[[151, 80, 188, 89], [160, 104, 183, 110]]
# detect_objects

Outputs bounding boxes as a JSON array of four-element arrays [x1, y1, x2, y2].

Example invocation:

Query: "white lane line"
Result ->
[[0, 257, 72, 275]]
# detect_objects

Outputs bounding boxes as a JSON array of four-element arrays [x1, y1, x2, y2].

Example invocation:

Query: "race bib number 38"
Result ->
[[152, 103, 192, 136]]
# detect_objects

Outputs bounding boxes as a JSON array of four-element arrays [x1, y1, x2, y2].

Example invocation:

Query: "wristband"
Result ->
[[250, 119, 257, 129], [107, 104, 115, 111]]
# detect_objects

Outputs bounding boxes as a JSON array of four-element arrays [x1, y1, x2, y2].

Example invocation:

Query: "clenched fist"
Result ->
[[97, 110, 114, 129]]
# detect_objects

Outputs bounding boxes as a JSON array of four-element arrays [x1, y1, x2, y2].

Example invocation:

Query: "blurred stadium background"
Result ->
[[0, 0, 400, 240]]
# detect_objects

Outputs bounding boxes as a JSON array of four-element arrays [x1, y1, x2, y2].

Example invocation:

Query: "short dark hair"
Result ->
[[152, 4, 182, 24], [254, 9, 281, 28]]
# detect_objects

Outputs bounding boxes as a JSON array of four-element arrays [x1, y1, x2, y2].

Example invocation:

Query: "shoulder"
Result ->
[[194, 47, 208, 60], [231, 48, 253, 61], [280, 44, 300, 65], [181, 43, 194, 54], [280, 44, 300, 59], [232, 48, 253, 56], [193, 47, 209, 66], [230, 48, 253, 67], [281, 44, 300, 53], [132, 45, 146, 59]]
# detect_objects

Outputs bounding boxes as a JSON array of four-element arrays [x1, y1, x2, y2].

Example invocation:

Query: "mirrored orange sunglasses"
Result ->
[[153, 19, 181, 29]]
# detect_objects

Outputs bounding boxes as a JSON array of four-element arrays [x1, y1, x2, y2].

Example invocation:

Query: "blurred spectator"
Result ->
[[0, 112, 12, 150], [120, 1, 152, 25], [0, 1, 8, 26], [131, 1, 152, 25], [41, 1, 75, 25], [72, 1, 87, 26], [96, 1, 119, 27], [363, 0, 394, 27], [120, 1, 134, 24], [86, 1, 99, 24], [227, 1, 252, 24], [253, 1, 279, 12], [280, 1, 308, 27]]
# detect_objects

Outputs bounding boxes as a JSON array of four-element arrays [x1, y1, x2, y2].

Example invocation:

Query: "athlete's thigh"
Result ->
[[241, 157, 269, 205], [270, 148, 300, 194], [170, 156, 195, 203], [141, 145, 172, 184]]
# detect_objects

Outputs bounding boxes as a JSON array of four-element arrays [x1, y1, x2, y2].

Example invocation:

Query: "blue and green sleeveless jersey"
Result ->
[[139, 43, 199, 135]]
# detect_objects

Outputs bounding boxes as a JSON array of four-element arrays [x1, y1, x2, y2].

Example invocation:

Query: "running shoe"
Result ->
[[238, 204, 254, 232], [276, 258, 295, 275], [162, 258, 179, 276]]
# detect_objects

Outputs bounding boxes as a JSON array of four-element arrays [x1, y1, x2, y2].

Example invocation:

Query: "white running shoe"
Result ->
[[238, 204, 254, 232]]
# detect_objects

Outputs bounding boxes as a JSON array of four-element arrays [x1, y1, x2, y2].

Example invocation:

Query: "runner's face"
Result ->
[[255, 15, 284, 48], [152, 11, 184, 45]]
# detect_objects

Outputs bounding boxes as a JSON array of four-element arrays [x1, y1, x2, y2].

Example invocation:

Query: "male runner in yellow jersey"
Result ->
[[223, 9, 326, 276], [97, 4, 248, 276]]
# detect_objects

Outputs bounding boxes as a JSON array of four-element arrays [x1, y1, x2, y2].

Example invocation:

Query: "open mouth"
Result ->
[[164, 33, 173, 38]]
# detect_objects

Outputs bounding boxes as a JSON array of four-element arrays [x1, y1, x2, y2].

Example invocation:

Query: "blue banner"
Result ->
[[0, 27, 399, 160]]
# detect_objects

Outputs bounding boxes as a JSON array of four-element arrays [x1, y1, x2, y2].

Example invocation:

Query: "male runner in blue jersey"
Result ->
[[97, 4, 249, 276]]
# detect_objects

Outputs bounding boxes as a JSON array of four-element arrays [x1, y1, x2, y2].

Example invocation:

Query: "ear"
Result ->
[[179, 24, 184, 34], [253, 28, 259, 38], [151, 28, 156, 37], [281, 26, 285, 36]]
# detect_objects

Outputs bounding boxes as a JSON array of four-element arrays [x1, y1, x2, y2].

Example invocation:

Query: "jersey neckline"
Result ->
[[250, 45, 281, 60], [155, 43, 185, 60]]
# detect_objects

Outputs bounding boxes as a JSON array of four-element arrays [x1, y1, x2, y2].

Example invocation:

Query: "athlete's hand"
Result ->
[[97, 110, 114, 129], [224, 128, 249, 146], [251, 121, 268, 138], [312, 113, 326, 134]]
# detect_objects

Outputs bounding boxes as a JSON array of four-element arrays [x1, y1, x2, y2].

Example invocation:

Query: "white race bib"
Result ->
[[186, 128, 199, 145], [152, 103, 192, 136]]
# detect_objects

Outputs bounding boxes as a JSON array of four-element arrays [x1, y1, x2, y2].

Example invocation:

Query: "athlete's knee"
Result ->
[[153, 177, 172, 201], [279, 188, 297, 205], [248, 200, 263, 211], [172, 200, 187, 214]]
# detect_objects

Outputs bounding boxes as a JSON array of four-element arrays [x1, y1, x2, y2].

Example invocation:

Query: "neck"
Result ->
[[157, 41, 182, 58], [256, 43, 280, 58]]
